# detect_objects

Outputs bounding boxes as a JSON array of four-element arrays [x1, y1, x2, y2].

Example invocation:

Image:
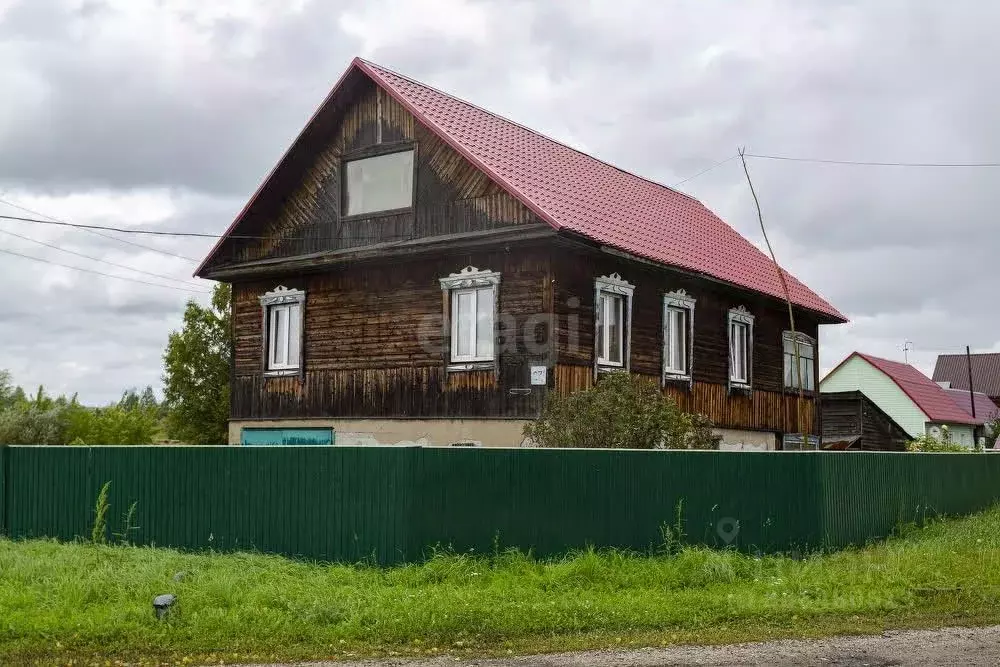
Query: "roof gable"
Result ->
[[852, 352, 982, 425], [197, 57, 847, 322]]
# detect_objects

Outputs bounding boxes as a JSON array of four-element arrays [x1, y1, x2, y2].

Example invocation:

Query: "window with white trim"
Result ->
[[260, 286, 305, 374], [344, 149, 414, 216], [595, 274, 634, 371], [663, 290, 695, 380], [783, 332, 815, 391], [440, 266, 500, 365], [728, 306, 754, 387]]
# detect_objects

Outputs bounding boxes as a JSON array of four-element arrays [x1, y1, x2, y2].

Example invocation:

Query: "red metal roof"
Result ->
[[943, 388, 1000, 422], [198, 57, 847, 322], [356, 59, 844, 321], [852, 352, 982, 425]]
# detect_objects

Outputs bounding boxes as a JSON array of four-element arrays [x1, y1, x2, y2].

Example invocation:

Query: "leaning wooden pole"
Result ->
[[738, 148, 804, 441]]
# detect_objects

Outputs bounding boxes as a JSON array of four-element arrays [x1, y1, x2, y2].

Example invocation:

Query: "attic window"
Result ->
[[344, 149, 414, 216]]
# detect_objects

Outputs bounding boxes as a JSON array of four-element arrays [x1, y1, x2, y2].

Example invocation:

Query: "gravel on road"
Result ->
[[239, 625, 1000, 667]]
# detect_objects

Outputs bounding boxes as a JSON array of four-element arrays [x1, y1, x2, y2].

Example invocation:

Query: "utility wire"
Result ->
[[0, 227, 207, 289], [0, 247, 212, 294], [672, 154, 739, 187], [744, 153, 1000, 168], [0, 196, 201, 262], [0, 213, 414, 243]]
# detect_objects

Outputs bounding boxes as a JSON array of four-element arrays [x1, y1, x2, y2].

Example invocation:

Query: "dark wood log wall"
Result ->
[[212, 78, 541, 268], [820, 391, 908, 451], [552, 249, 821, 434], [231, 248, 552, 420]]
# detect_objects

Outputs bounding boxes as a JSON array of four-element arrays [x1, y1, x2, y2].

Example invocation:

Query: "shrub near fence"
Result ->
[[1, 445, 999, 564]]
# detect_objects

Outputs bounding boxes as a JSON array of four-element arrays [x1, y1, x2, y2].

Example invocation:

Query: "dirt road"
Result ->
[[244, 625, 1000, 666]]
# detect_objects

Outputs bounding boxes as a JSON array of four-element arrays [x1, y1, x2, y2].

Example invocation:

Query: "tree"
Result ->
[[162, 283, 231, 445], [524, 371, 720, 450]]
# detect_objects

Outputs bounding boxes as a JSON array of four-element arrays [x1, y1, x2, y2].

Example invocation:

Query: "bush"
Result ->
[[906, 434, 972, 453], [524, 371, 720, 449]]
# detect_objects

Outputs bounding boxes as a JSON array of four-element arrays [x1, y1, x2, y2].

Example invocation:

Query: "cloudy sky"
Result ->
[[1, 0, 997, 404]]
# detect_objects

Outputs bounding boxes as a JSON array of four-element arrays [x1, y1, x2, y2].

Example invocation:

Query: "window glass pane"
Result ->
[[273, 307, 287, 366], [608, 295, 622, 363], [476, 287, 494, 358], [345, 150, 414, 216], [456, 291, 474, 357], [673, 308, 686, 372], [287, 304, 301, 367], [596, 294, 606, 361], [732, 322, 747, 381], [664, 309, 674, 371]]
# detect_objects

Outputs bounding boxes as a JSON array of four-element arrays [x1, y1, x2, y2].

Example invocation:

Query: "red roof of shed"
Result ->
[[853, 352, 982, 425], [197, 58, 846, 322]]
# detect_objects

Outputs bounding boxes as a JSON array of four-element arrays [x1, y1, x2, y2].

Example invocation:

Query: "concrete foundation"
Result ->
[[229, 418, 532, 448], [715, 428, 777, 451]]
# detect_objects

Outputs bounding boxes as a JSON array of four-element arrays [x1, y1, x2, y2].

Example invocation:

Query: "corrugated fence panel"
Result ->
[[3, 446, 1000, 564]]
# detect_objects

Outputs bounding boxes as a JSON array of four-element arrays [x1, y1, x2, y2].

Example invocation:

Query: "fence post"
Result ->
[[0, 444, 8, 538]]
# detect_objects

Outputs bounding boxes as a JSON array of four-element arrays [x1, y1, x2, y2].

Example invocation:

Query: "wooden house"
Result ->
[[195, 57, 846, 447]]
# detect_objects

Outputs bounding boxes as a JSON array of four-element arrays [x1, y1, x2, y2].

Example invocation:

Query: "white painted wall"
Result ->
[[928, 423, 976, 448], [820, 355, 929, 437]]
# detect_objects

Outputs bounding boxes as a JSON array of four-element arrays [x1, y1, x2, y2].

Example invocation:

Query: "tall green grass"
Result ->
[[3, 507, 1000, 664]]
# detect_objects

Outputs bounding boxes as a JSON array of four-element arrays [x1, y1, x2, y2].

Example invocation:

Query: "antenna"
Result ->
[[901, 340, 913, 364]]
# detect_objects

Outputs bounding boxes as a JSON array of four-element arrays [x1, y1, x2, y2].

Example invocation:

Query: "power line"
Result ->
[[0, 213, 414, 243], [672, 154, 739, 187], [0, 196, 201, 262], [0, 227, 207, 289], [744, 153, 1000, 168], [0, 247, 212, 294]]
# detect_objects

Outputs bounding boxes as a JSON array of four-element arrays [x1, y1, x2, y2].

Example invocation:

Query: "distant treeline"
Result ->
[[0, 371, 166, 445]]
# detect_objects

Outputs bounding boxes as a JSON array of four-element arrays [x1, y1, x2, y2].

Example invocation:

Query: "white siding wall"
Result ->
[[820, 356, 929, 437], [929, 423, 976, 448]]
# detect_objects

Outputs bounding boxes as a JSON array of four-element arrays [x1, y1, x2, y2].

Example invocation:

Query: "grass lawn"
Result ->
[[3, 508, 1000, 666]]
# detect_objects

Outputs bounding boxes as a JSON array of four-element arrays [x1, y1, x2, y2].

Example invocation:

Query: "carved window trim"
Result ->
[[662, 289, 696, 385], [728, 306, 754, 390], [782, 331, 816, 392], [439, 266, 501, 372], [594, 273, 635, 377], [260, 286, 306, 378]]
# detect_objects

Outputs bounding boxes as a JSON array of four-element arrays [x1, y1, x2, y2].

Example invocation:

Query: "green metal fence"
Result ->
[[2, 445, 999, 564]]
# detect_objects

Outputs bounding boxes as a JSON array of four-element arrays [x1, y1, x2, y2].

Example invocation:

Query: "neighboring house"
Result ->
[[942, 387, 1000, 425], [196, 57, 846, 448], [820, 352, 982, 448], [933, 352, 1000, 410], [819, 391, 910, 451]]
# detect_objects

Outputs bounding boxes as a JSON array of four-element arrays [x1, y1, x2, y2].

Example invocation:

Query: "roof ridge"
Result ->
[[357, 57, 703, 206], [937, 351, 1000, 357]]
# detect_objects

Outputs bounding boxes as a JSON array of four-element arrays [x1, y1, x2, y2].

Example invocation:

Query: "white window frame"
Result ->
[[728, 306, 754, 389], [783, 331, 816, 391], [594, 273, 635, 375], [260, 286, 306, 376], [663, 290, 696, 383], [439, 266, 500, 369]]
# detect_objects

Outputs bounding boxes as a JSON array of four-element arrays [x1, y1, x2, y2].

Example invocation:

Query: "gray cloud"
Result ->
[[0, 0, 997, 403]]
